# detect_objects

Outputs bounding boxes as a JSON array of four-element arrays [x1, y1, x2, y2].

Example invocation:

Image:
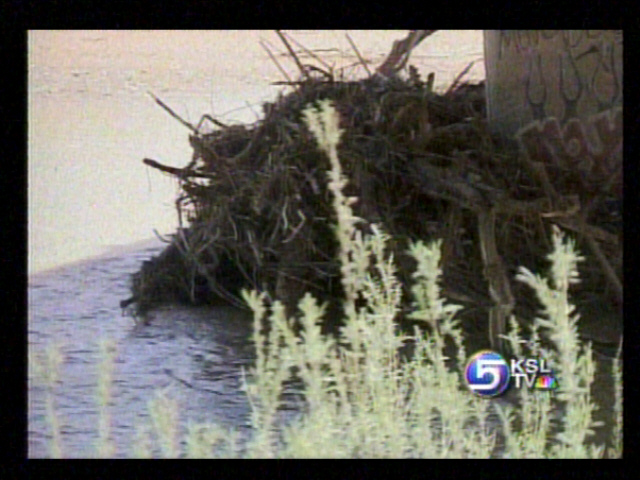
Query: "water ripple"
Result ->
[[28, 245, 256, 458]]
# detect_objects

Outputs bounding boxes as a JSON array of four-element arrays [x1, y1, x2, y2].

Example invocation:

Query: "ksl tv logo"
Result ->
[[464, 350, 559, 398]]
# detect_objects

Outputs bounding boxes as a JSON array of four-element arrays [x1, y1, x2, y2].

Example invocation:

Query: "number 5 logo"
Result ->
[[465, 351, 510, 397]]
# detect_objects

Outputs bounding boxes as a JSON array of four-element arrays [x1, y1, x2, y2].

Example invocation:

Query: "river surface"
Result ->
[[28, 31, 487, 458], [28, 240, 261, 457]]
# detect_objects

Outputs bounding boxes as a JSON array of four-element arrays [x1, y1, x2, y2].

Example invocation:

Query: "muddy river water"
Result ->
[[28, 241, 258, 457]]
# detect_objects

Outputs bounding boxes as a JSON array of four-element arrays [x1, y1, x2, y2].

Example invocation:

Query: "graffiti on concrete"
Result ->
[[516, 106, 621, 184], [490, 31, 622, 188], [497, 30, 622, 61], [490, 30, 622, 130]]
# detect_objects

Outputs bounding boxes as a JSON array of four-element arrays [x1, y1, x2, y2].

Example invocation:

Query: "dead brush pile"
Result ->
[[123, 34, 621, 352]]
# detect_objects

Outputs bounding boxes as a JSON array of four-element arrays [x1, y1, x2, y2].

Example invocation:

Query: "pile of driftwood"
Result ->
[[122, 32, 622, 351]]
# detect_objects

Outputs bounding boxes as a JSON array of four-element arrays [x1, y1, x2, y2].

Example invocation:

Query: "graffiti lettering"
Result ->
[[499, 30, 616, 57], [516, 107, 622, 179]]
